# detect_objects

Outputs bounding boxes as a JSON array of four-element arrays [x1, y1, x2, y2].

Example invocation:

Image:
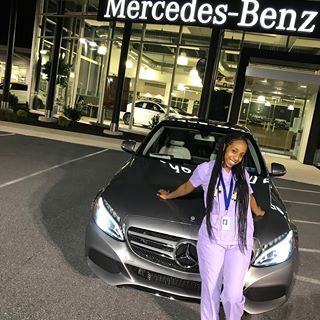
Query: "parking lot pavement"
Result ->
[[0, 133, 319, 320]]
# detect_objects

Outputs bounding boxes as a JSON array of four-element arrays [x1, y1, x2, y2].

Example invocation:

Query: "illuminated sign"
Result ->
[[98, 0, 320, 37]]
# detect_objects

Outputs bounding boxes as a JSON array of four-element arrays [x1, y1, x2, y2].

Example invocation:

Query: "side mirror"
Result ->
[[121, 140, 136, 153], [270, 162, 286, 177]]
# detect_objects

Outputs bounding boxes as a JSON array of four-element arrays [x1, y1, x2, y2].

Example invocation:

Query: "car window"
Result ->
[[11, 83, 27, 90], [146, 103, 163, 112], [135, 102, 144, 108], [140, 125, 263, 175]]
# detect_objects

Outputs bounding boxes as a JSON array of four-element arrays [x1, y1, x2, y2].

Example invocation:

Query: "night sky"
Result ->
[[0, 0, 37, 49]]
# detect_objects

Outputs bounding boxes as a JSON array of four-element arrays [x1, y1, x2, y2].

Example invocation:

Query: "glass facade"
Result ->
[[29, 0, 320, 162]]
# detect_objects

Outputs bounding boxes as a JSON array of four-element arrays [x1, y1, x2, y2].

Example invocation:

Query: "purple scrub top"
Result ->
[[189, 160, 254, 247]]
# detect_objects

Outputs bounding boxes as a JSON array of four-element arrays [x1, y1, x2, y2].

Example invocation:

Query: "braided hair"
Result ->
[[205, 132, 249, 253]]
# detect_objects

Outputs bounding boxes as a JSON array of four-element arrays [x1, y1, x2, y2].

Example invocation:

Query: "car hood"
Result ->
[[102, 157, 291, 246], [103, 157, 205, 225]]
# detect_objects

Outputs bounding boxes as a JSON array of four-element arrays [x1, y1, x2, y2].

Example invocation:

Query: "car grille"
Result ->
[[127, 227, 199, 273], [129, 266, 201, 294]]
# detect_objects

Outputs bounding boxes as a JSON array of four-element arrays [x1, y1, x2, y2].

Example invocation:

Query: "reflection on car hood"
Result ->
[[102, 157, 291, 245], [103, 157, 204, 225]]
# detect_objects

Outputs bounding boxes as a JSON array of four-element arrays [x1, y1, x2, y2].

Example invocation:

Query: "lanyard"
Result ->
[[220, 172, 234, 212]]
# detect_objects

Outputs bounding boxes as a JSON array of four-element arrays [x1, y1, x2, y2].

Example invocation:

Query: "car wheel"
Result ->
[[123, 112, 133, 125]]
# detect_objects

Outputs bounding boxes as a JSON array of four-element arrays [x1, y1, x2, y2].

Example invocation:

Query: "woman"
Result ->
[[157, 132, 265, 320]]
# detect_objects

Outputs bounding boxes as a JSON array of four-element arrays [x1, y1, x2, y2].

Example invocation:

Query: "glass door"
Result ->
[[238, 68, 319, 158]]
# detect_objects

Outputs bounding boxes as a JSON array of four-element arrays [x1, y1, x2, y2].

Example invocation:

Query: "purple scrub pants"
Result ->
[[197, 237, 252, 320]]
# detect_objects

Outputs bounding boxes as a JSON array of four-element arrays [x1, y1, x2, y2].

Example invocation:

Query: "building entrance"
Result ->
[[238, 63, 320, 159]]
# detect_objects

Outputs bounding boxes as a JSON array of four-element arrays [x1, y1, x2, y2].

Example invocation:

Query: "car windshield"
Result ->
[[140, 125, 263, 175]]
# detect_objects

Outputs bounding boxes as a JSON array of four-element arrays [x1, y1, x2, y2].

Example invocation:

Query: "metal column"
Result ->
[[1, 0, 18, 109], [39, 0, 65, 122], [197, 28, 223, 121], [107, 22, 132, 133]]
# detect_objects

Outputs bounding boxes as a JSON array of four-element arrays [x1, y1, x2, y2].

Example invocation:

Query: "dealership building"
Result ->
[[27, 0, 320, 164]]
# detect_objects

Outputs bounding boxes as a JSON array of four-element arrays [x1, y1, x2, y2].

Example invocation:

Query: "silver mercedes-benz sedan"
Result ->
[[85, 119, 298, 314]]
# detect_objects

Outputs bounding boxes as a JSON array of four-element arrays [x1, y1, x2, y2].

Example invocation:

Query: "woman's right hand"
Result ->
[[157, 189, 170, 200]]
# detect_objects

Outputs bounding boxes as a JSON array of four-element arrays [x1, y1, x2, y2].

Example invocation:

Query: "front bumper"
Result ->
[[85, 219, 297, 314]]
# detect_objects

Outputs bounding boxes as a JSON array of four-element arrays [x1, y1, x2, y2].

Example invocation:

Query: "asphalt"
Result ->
[[0, 125, 319, 320], [1, 120, 320, 186]]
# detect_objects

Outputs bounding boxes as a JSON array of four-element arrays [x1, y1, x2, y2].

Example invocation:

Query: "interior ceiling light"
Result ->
[[98, 45, 107, 55], [88, 41, 97, 47], [300, 85, 307, 88], [287, 104, 294, 110], [261, 79, 268, 83], [257, 95, 265, 103], [177, 52, 188, 66], [177, 83, 186, 91]]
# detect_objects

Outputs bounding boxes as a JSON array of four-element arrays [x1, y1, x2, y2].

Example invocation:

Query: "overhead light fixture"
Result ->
[[261, 79, 268, 83], [257, 95, 265, 103], [139, 67, 156, 80], [177, 83, 186, 91], [177, 52, 188, 66], [287, 104, 294, 110], [300, 85, 307, 88], [98, 45, 107, 55], [88, 41, 97, 47]]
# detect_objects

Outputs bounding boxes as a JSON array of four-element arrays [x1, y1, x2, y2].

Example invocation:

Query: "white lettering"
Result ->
[[165, 1, 179, 21], [181, 166, 192, 174], [140, 1, 153, 20], [213, 4, 228, 25], [298, 11, 318, 33], [180, 0, 196, 23], [260, 7, 276, 29], [249, 175, 258, 184], [238, 0, 259, 27], [169, 163, 180, 174], [276, 9, 297, 31], [151, 1, 165, 21], [198, 3, 213, 24], [127, 0, 140, 20], [104, 0, 126, 18]]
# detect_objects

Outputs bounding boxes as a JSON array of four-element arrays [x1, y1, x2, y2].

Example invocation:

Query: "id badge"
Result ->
[[221, 215, 231, 231]]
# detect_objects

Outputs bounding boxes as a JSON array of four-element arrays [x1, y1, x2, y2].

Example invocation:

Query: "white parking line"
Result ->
[[0, 133, 15, 137], [0, 149, 108, 189], [295, 275, 320, 285], [284, 200, 320, 207], [299, 248, 320, 254], [293, 219, 320, 226], [277, 186, 320, 194]]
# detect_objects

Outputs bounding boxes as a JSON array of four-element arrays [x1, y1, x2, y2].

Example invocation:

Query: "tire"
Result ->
[[123, 112, 132, 125]]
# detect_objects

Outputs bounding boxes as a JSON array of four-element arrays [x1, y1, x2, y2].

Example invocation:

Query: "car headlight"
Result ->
[[93, 197, 124, 241], [253, 230, 294, 267]]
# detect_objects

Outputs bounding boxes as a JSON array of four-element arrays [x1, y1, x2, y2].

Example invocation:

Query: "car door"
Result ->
[[144, 102, 165, 125], [133, 101, 147, 125]]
